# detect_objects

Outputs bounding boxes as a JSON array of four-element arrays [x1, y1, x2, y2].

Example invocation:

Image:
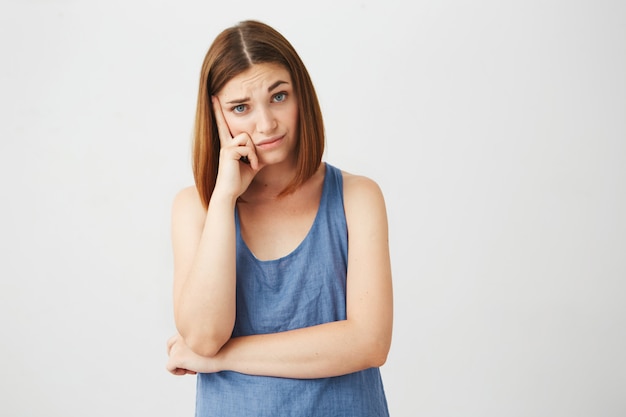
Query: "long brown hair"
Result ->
[[192, 20, 325, 208]]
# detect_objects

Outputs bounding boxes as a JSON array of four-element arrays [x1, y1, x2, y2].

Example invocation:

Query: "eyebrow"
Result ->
[[224, 80, 289, 105]]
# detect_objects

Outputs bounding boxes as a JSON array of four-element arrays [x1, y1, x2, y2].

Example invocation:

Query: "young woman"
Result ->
[[166, 20, 393, 416]]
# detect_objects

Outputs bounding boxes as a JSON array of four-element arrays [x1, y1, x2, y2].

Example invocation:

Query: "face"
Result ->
[[215, 63, 299, 166]]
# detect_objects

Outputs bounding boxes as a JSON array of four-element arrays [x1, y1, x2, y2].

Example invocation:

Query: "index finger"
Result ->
[[211, 96, 232, 147]]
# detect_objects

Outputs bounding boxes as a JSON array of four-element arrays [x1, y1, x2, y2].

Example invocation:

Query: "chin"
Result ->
[[259, 151, 296, 167]]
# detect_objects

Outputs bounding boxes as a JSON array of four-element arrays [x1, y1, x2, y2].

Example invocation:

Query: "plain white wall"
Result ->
[[1, 0, 625, 416]]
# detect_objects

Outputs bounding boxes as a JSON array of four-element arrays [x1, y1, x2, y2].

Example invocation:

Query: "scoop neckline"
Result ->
[[235, 163, 329, 264]]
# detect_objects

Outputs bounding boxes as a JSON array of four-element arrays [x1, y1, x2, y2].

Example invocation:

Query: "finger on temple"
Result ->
[[211, 96, 233, 146]]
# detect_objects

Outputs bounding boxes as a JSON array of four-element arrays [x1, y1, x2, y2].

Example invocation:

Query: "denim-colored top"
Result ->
[[195, 163, 389, 417]]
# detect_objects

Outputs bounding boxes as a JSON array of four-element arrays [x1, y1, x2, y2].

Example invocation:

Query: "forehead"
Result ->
[[219, 63, 292, 98]]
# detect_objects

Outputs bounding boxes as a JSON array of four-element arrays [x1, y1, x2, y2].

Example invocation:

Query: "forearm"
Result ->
[[175, 193, 238, 356], [214, 320, 391, 379]]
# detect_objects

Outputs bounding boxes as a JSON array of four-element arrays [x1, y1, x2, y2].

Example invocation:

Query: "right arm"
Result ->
[[172, 96, 261, 357], [171, 186, 238, 357]]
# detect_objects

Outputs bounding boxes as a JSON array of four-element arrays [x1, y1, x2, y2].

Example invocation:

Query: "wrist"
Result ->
[[207, 189, 238, 209], [210, 339, 234, 373], [195, 349, 225, 374]]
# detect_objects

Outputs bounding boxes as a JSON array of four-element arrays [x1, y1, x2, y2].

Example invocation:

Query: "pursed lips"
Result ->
[[255, 135, 284, 147]]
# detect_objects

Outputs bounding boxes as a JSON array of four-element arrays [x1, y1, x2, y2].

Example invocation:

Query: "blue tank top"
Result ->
[[195, 163, 390, 416]]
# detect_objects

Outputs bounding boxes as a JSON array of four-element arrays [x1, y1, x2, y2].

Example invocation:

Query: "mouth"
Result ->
[[255, 135, 285, 149]]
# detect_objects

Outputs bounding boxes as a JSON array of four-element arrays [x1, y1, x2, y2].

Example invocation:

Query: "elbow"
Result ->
[[175, 309, 234, 357], [362, 332, 392, 369], [367, 343, 390, 368], [372, 350, 389, 368], [182, 331, 230, 357], [176, 317, 232, 357]]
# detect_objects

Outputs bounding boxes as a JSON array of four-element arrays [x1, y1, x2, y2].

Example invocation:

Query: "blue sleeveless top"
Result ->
[[195, 163, 389, 416]]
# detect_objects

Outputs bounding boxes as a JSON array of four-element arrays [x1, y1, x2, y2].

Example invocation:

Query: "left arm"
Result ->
[[167, 174, 393, 379]]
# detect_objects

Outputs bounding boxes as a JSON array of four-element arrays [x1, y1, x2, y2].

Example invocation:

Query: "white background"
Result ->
[[1, 0, 625, 416]]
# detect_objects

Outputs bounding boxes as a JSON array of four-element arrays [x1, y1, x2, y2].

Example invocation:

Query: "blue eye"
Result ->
[[233, 104, 246, 113], [273, 92, 287, 102]]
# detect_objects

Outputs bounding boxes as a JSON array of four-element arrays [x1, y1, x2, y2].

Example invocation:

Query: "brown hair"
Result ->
[[192, 20, 325, 208]]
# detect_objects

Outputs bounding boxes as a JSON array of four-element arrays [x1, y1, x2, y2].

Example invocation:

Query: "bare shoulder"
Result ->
[[172, 185, 206, 225], [342, 171, 386, 207], [341, 171, 387, 221]]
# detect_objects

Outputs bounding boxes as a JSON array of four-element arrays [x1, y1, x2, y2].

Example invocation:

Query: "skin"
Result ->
[[167, 62, 393, 379]]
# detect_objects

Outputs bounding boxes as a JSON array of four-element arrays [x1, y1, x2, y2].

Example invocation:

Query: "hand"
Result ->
[[166, 333, 219, 376], [212, 96, 263, 199]]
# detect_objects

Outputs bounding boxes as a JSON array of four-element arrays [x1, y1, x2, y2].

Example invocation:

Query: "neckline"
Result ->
[[235, 163, 329, 264]]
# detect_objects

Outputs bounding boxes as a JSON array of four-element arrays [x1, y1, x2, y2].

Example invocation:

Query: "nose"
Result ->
[[256, 106, 277, 134]]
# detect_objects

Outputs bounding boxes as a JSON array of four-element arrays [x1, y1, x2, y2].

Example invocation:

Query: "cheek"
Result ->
[[223, 114, 249, 136], [286, 104, 299, 126]]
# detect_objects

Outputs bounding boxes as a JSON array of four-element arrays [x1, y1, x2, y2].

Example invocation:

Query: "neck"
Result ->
[[243, 161, 298, 201]]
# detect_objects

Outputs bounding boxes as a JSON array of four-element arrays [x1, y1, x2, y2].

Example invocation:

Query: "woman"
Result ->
[[166, 20, 393, 416]]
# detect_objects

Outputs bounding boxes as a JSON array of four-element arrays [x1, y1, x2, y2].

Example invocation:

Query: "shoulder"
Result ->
[[340, 170, 387, 223], [341, 170, 385, 205], [171, 185, 206, 225]]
